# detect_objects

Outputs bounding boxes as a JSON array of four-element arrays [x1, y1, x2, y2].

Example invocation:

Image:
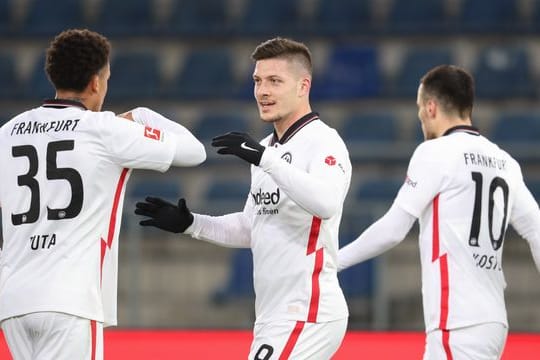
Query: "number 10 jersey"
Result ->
[[394, 126, 539, 332]]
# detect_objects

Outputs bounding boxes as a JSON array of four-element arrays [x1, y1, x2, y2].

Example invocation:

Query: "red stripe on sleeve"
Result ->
[[279, 321, 305, 360], [307, 248, 324, 323], [307, 217, 321, 255]]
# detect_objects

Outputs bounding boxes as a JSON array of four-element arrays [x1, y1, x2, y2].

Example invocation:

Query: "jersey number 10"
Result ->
[[469, 171, 509, 251], [11, 140, 83, 225]]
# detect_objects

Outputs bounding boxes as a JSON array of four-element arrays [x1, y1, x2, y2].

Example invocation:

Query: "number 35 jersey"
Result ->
[[0, 100, 176, 326], [394, 126, 538, 332]]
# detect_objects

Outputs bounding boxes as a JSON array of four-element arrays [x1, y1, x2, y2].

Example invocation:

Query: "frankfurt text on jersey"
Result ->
[[10, 119, 80, 136], [463, 152, 506, 171]]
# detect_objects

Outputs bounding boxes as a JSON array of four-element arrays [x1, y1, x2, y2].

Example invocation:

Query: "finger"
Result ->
[[211, 132, 234, 142], [145, 196, 174, 207], [139, 219, 156, 227], [134, 208, 154, 217], [135, 201, 158, 212], [211, 132, 243, 143], [178, 198, 188, 209], [211, 138, 235, 147], [216, 148, 234, 155]]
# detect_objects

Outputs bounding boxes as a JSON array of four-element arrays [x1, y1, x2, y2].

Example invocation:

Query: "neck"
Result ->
[[55, 90, 89, 108], [273, 103, 312, 139], [437, 116, 471, 138]]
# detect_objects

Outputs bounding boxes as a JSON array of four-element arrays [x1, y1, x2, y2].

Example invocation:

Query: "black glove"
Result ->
[[134, 197, 194, 233], [211, 131, 265, 166]]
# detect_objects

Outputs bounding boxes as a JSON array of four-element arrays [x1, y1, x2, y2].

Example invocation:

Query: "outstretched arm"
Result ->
[[130, 107, 206, 166], [510, 181, 540, 273], [338, 204, 416, 271], [512, 210, 540, 273], [135, 197, 251, 248]]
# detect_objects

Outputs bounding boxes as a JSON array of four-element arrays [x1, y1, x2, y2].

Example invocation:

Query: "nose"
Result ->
[[255, 81, 269, 99]]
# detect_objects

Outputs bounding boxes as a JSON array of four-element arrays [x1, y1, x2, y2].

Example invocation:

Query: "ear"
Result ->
[[298, 77, 311, 97], [89, 74, 100, 94], [427, 99, 437, 118]]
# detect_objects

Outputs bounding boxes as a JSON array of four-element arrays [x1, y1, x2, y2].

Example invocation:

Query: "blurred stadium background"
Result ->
[[1, 0, 540, 357]]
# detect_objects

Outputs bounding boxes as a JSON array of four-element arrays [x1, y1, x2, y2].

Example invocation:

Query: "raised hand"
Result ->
[[211, 132, 265, 166], [134, 197, 194, 233]]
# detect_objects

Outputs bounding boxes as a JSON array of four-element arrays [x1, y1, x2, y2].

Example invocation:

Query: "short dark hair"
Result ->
[[45, 29, 111, 92], [251, 37, 312, 75], [420, 65, 474, 119]]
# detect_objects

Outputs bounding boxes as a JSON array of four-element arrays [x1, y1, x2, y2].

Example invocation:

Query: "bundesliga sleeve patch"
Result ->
[[144, 126, 163, 141]]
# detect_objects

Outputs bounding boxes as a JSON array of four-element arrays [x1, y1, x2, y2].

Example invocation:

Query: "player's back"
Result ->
[[0, 101, 174, 326], [413, 130, 523, 331]]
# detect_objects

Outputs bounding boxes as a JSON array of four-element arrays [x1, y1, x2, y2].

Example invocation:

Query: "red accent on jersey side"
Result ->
[[279, 321, 305, 360], [107, 169, 129, 248], [432, 194, 440, 262], [439, 254, 450, 330], [91, 320, 97, 360], [307, 217, 321, 255], [308, 248, 324, 322], [100, 238, 107, 285], [432, 193, 451, 334], [144, 126, 162, 141], [100, 168, 129, 284], [442, 329, 453, 359]]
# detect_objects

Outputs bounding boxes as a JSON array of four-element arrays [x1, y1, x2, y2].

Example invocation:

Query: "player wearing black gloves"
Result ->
[[135, 37, 351, 360]]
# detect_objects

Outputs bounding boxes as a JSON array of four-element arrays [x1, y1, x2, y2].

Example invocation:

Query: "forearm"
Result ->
[[185, 212, 251, 248], [511, 209, 540, 273], [338, 204, 416, 271], [259, 148, 343, 219], [131, 107, 206, 166]]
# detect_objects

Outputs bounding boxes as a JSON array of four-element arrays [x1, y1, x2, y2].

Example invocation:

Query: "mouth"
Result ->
[[258, 100, 275, 111]]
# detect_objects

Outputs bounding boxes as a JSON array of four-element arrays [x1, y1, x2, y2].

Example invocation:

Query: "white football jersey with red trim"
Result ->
[[248, 114, 350, 324], [0, 101, 176, 326], [394, 126, 538, 332]]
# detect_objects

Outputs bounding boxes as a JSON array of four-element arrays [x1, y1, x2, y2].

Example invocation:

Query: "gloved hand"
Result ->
[[211, 132, 265, 166], [134, 197, 194, 233]]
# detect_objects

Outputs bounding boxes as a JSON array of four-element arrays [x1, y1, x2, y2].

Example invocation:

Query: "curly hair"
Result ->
[[251, 37, 312, 75], [45, 29, 111, 92]]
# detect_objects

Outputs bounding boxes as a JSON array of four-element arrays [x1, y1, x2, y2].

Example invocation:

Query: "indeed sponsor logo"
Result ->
[[251, 188, 280, 205]]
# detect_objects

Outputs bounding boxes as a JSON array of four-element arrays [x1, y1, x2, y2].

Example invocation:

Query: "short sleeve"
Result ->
[[394, 142, 445, 218], [96, 114, 176, 172]]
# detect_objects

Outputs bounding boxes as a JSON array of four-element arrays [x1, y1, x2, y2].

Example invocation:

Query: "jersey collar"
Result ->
[[443, 125, 480, 137], [42, 98, 87, 110], [269, 112, 320, 146]]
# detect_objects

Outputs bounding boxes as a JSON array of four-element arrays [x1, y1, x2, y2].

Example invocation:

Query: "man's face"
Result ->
[[94, 62, 110, 111], [252, 58, 303, 124]]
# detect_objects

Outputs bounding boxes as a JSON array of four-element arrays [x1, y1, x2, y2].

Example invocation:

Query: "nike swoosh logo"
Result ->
[[240, 142, 259, 152]]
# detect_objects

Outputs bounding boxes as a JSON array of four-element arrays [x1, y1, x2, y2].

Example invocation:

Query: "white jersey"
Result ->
[[394, 126, 539, 332], [0, 100, 177, 326], [248, 113, 350, 324]]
